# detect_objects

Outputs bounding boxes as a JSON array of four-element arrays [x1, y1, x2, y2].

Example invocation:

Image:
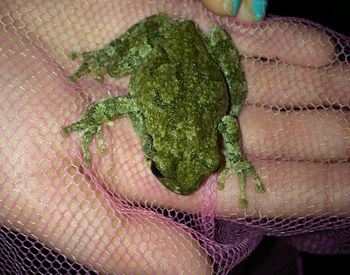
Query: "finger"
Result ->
[[223, 17, 336, 66], [0, 30, 212, 274], [201, 0, 268, 21], [91, 106, 350, 217], [216, 160, 350, 219], [240, 106, 350, 162], [243, 59, 350, 108], [3, 0, 335, 69]]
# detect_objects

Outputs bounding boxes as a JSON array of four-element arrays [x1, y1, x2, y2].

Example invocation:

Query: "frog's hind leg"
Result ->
[[218, 115, 265, 208], [202, 26, 247, 117], [69, 50, 111, 82], [69, 13, 174, 82], [62, 96, 137, 163]]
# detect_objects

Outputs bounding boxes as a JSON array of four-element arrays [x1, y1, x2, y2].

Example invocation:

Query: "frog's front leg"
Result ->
[[218, 115, 265, 208], [62, 96, 137, 163]]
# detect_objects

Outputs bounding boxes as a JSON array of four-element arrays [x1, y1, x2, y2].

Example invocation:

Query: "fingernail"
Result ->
[[223, 0, 241, 16], [252, 0, 268, 20], [232, 0, 242, 16]]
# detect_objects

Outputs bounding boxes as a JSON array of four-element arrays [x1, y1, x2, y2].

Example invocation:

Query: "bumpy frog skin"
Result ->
[[62, 13, 265, 208]]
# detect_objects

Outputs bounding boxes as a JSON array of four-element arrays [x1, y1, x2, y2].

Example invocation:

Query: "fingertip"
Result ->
[[234, 0, 268, 21], [201, 0, 268, 22], [251, 0, 268, 21], [232, 0, 242, 16], [202, 0, 232, 16], [200, 0, 236, 16]]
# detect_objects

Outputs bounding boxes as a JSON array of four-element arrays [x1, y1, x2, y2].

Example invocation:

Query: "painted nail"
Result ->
[[252, 0, 268, 20], [224, 0, 241, 16], [232, 0, 242, 16]]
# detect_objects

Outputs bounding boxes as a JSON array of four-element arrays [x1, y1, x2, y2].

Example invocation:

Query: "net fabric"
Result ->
[[0, 0, 349, 274]]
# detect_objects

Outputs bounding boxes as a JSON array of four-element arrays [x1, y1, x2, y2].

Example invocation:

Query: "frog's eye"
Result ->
[[151, 161, 165, 179]]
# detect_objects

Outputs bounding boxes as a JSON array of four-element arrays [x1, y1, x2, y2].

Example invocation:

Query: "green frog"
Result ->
[[62, 13, 265, 208]]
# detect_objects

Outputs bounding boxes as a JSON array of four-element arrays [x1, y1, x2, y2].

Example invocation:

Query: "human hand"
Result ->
[[1, 0, 349, 274]]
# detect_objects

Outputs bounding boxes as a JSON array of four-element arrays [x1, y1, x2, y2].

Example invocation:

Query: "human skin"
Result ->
[[0, 0, 349, 274]]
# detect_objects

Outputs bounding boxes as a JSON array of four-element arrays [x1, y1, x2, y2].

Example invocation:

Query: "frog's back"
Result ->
[[130, 19, 229, 174]]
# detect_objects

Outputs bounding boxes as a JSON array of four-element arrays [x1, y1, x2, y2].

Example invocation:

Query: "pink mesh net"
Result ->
[[0, 1, 349, 274]]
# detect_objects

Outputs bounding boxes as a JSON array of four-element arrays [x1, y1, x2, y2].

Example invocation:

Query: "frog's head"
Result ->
[[150, 153, 220, 195]]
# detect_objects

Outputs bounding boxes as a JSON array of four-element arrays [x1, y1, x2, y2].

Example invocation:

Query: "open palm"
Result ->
[[1, 1, 349, 274]]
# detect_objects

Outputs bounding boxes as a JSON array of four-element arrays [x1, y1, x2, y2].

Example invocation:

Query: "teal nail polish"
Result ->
[[232, 0, 242, 16], [252, 0, 268, 20]]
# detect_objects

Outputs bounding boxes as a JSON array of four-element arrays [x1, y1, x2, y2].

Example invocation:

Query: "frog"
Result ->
[[62, 13, 265, 208]]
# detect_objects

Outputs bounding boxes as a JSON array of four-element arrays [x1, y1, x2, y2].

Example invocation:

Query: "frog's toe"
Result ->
[[69, 51, 80, 60], [61, 127, 70, 138], [98, 142, 107, 154], [68, 52, 106, 82], [247, 167, 265, 193], [62, 120, 86, 136], [80, 128, 97, 164], [96, 126, 107, 154], [238, 198, 248, 209], [256, 182, 265, 193], [81, 142, 92, 164], [61, 124, 77, 138], [69, 66, 91, 82], [68, 74, 79, 83], [62, 120, 102, 163], [217, 171, 228, 190]]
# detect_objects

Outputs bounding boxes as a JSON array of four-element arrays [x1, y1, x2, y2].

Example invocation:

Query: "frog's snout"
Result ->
[[151, 161, 204, 195], [158, 177, 202, 196]]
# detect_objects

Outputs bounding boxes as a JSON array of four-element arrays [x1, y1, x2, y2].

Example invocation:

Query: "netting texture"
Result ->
[[1, 1, 349, 274]]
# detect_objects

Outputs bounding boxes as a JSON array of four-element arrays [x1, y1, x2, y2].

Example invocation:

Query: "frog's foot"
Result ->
[[69, 50, 110, 82], [218, 159, 264, 208], [62, 119, 106, 164], [218, 115, 265, 207]]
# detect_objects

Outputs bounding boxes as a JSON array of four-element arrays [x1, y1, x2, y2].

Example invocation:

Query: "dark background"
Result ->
[[268, 0, 349, 36], [231, 1, 349, 274]]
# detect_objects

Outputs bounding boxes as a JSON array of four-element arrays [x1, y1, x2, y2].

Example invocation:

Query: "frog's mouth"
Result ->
[[151, 161, 166, 179], [151, 161, 204, 195]]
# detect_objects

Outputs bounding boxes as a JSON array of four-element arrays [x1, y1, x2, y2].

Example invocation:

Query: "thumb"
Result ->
[[201, 0, 268, 21]]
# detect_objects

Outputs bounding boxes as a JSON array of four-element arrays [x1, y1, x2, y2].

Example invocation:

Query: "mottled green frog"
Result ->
[[62, 13, 264, 208]]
